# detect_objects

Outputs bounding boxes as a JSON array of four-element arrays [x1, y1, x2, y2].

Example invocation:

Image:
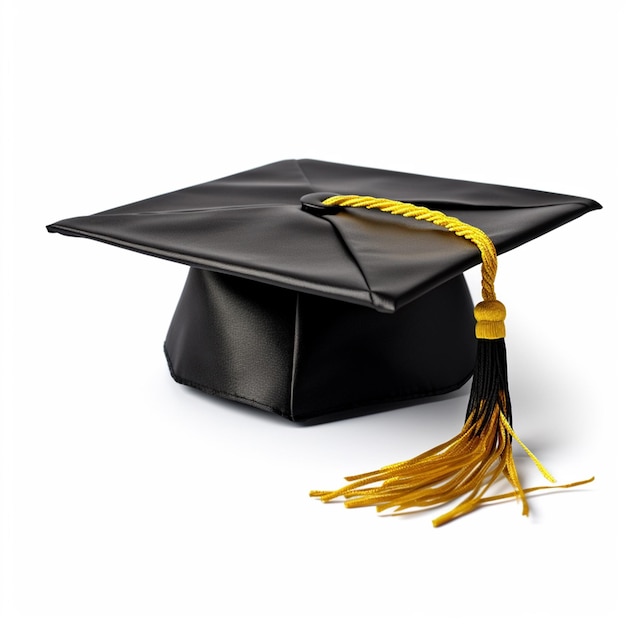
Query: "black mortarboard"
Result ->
[[47, 159, 600, 524]]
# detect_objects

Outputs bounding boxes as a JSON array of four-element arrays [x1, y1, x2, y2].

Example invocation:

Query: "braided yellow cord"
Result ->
[[323, 195, 498, 302]]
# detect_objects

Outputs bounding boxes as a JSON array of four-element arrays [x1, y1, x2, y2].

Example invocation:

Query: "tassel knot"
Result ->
[[474, 300, 506, 339]]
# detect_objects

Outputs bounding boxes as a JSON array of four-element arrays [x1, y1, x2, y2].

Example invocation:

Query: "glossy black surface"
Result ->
[[165, 270, 476, 422], [47, 159, 601, 421], [47, 159, 601, 313]]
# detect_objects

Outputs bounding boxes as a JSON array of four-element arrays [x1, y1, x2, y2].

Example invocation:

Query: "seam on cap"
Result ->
[[288, 292, 301, 418], [322, 217, 377, 308], [293, 159, 315, 191]]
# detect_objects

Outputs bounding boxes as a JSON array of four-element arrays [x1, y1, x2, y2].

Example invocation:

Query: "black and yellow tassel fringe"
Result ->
[[310, 195, 593, 527]]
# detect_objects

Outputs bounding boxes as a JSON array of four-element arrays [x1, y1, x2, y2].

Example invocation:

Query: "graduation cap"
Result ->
[[47, 159, 599, 525]]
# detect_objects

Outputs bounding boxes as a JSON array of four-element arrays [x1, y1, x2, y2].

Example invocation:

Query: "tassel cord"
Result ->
[[310, 194, 593, 525]]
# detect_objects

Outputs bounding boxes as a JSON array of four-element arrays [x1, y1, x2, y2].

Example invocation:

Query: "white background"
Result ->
[[1, 1, 624, 623]]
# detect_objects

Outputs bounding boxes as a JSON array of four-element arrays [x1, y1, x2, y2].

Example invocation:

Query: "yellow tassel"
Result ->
[[311, 408, 593, 527], [310, 195, 594, 526]]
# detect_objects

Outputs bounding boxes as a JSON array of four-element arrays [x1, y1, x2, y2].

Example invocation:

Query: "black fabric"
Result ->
[[47, 159, 601, 313], [46, 159, 601, 421], [164, 269, 476, 423]]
